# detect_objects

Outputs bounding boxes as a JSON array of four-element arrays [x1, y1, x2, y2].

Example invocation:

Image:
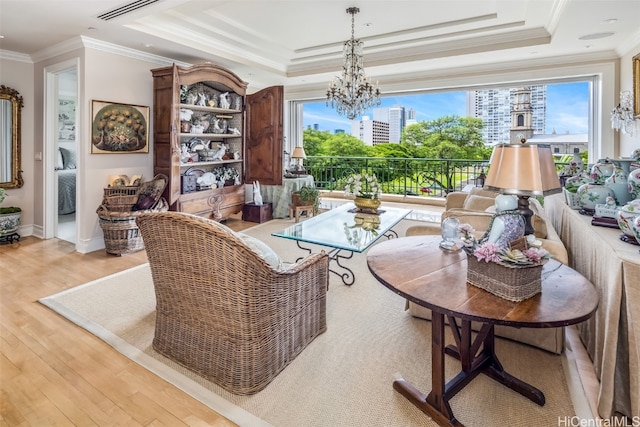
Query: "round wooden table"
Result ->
[[366, 235, 599, 427]]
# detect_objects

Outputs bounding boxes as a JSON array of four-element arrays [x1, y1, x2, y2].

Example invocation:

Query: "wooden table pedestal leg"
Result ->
[[392, 312, 545, 427]]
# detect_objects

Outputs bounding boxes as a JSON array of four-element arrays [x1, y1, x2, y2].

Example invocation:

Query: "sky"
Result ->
[[303, 81, 590, 136]]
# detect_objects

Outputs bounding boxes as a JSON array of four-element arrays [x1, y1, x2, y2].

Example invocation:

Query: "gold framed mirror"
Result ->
[[633, 53, 640, 117], [0, 85, 24, 189]]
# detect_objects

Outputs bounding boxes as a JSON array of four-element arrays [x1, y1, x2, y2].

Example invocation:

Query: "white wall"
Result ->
[[0, 55, 35, 237], [31, 41, 173, 252], [618, 43, 640, 157]]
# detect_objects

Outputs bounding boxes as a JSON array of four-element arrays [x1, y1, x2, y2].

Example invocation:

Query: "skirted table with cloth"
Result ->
[[545, 193, 639, 420], [261, 175, 315, 218]]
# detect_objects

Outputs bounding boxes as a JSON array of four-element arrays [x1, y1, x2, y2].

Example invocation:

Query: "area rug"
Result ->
[[40, 218, 576, 427]]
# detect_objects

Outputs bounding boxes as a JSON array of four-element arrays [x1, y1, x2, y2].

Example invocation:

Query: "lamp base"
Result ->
[[517, 195, 535, 236]]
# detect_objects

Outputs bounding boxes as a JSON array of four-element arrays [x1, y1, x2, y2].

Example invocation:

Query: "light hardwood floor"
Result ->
[[1, 215, 252, 426]]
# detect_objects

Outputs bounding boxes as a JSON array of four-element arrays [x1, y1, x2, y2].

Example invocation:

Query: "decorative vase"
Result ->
[[605, 164, 630, 205], [590, 158, 615, 185], [628, 168, 640, 200], [576, 183, 614, 214], [354, 197, 381, 212], [617, 200, 640, 243], [0, 211, 21, 236]]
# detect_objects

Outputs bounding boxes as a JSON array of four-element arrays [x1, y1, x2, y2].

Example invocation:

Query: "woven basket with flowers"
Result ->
[[458, 223, 551, 302]]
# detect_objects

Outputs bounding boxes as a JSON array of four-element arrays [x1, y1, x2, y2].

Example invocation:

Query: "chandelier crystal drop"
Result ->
[[326, 7, 381, 120], [611, 90, 637, 136]]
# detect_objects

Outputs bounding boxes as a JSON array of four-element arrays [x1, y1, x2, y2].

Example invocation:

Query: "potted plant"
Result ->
[[344, 173, 382, 211], [292, 185, 320, 214], [0, 189, 22, 237]]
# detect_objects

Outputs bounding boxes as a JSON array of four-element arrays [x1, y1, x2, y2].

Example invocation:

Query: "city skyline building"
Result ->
[[351, 116, 389, 145], [467, 86, 547, 144]]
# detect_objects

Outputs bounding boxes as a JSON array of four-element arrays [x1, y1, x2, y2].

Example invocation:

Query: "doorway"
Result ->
[[44, 60, 79, 244]]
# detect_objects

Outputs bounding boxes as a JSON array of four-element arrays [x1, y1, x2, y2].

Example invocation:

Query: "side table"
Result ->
[[367, 235, 599, 427]]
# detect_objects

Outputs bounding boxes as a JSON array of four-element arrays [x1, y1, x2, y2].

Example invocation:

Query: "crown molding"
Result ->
[[28, 35, 190, 67], [0, 49, 32, 63]]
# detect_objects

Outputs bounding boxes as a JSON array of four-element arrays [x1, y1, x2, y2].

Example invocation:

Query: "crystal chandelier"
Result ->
[[611, 90, 637, 136], [326, 7, 381, 120]]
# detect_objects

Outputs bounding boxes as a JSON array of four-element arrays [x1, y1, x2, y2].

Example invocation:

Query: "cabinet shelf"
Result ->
[[179, 103, 241, 114], [180, 133, 242, 139], [181, 159, 242, 167]]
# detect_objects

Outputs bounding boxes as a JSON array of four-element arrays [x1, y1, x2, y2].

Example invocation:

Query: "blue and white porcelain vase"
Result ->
[[605, 164, 630, 205]]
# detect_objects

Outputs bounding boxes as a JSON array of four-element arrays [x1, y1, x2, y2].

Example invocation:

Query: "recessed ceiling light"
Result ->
[[578, 32, 615, 40], [143, 43, 153, 48], [87, 27, 97, 31], [364, 22, 373, 27], [602, 18, 618, 24]]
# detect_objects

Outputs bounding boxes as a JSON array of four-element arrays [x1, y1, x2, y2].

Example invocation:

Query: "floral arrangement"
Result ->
[[458, 223, 550, 266], [344, 173, 382, 200], [212, 166, 239, 181]]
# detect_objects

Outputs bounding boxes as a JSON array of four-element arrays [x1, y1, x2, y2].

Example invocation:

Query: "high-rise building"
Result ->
[[351, 116, 389, 146], [468, 86, 546, 144], [373, 105, 406, 143]]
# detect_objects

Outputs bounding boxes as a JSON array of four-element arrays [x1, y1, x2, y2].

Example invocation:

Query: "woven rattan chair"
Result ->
[[136, 211, 329, 395]]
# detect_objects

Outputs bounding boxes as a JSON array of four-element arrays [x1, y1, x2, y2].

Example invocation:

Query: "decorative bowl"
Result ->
[[354, 196, 381, 212], [577, 183, 614, 212], [617, 200, 640, 238]]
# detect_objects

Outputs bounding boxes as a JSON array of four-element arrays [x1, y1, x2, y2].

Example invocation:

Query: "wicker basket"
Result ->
[[466, 254, 543, 302], [96, 199, 168, 256], [102, 194, 139, 212], [104, 186, 139, 197]]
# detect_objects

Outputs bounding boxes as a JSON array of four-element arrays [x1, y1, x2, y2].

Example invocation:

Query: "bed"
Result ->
[[56, 145, 76, 215]]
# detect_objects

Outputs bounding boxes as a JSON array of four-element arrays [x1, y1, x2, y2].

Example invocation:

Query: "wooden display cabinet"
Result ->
[[151, 64, 283, 220]]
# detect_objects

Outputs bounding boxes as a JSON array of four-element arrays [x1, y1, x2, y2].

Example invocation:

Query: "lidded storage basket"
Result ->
[[466, 254, 544, 302]]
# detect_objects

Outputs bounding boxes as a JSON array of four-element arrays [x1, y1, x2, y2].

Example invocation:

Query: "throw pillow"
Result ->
[[462, 195, 496, 211], [59, 147, 77, 169], [237, 233, 282, 269], [55, 149, 64, 170]]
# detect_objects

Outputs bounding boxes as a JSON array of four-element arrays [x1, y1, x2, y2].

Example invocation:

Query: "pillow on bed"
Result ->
[[59, 147, 76, 169], [55, 149, 65, 170]]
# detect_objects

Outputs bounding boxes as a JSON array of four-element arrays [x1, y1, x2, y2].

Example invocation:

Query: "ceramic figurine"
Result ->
[[219, 92, 231, 109], [211, 144, 226, 161], [253, 181, 263, 206], [196, 92, 207, 106]]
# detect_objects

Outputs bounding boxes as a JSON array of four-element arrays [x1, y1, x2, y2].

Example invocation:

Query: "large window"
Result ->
[[294, 77, 593, 155]]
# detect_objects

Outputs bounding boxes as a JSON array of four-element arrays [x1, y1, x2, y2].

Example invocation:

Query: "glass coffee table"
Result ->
[[272, 203, 411, 285]]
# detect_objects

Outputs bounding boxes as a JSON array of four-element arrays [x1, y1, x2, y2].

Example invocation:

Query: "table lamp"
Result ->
[[483, 141, 561, 235], [291, 146, 307, 173]]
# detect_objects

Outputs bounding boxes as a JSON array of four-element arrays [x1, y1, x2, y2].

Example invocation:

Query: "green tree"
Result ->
[[371, 143, 413, 158], [401, 115, 487, 159], [301, 129, 330, 156]]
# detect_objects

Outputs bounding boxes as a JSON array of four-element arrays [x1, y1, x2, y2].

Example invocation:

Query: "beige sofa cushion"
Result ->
[[462, 194, 496, 211]]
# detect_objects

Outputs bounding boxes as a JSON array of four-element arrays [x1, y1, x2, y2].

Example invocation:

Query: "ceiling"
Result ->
[[1, 0, 639, 94]]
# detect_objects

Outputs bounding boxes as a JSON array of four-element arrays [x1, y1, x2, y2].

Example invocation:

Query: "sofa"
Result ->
[[404, 187, 569, 354]]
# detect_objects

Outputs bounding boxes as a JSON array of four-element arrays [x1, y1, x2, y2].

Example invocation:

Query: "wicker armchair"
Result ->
[[136, 211, 329, 395]]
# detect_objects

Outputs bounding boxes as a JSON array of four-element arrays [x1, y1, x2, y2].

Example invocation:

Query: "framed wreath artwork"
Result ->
[[91, 100, 149, 154]]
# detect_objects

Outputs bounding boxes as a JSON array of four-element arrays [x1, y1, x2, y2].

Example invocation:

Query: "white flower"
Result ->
[[344, 173, 382, 199]]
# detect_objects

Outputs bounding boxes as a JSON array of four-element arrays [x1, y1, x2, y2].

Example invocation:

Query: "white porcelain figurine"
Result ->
[[253, 181, 263, 206]]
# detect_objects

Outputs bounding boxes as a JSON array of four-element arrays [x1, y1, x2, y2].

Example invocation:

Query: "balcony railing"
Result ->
[[302, 156, 568, 198]]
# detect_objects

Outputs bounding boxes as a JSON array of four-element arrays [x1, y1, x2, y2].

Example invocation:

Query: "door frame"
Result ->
[[44, 58, 80, 242]]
